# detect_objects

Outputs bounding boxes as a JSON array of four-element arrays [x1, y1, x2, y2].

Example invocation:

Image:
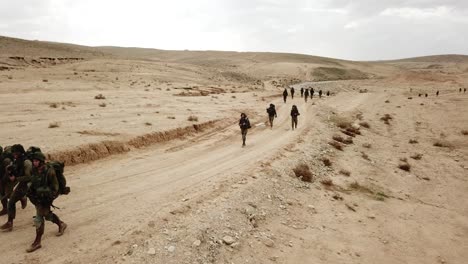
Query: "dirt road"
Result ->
[[1, 96, 317, 263]]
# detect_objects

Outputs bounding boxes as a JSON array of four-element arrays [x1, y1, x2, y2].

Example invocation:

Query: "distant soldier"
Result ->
[[326, 91, 330, 96], [436, 90, 439, 96], [304, 88, 309, 103], [311, 88, 315, 98], [1, 144, 30, 232], [282, 88, 288, 103], [239, 113, 251, 147], [266, 104, 277, 129], [419, 94, 422, 97], [300, 87, 304, 98], [290, 87, 295, 99], [26, 152, 67, 252], [460, 88, 462, 93], [425, 93, 428, 97], [319, 90, 323, 98], [290, 105, 300, 131], [464, 88, 466, 93]]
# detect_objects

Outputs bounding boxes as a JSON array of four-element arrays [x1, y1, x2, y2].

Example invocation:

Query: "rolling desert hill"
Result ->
[[0, 35, 467, 264]]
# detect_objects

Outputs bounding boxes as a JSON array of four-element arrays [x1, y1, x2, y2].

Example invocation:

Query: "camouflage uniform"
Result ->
[[1, 145, 31, 231], [26, 152, 67, 252]]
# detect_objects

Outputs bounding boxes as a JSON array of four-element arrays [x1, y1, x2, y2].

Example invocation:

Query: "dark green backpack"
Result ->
[[47, 161, 70, 195]]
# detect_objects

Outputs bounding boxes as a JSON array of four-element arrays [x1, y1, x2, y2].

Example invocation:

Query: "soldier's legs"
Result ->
[[269, 116, 274, 128], [241, 129, 247, 146], [1, 183, 28, 230]]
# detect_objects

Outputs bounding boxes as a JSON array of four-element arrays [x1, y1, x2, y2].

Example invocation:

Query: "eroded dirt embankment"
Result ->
[[47, 119, 232, 166]]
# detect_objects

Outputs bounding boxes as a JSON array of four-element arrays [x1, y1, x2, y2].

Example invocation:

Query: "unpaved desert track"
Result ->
[[1, 96, 321, 264]]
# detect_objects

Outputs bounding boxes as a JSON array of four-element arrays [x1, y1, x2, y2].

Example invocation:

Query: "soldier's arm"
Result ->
[[16, 160, 33, 182]]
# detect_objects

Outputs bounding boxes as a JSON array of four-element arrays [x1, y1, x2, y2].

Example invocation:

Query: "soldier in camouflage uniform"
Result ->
[[26, 152, 67, 252], [0, 144, 30, 231]]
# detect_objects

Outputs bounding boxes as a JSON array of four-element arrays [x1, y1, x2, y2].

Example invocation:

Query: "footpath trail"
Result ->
[[1, 95, 323, 264]]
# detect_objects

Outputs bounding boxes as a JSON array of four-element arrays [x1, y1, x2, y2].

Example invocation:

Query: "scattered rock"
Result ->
[[147, 248, 156, 255], [263, 238, 275, 248], [193, 240, 202, 247], [167, 245, 176, 252], [222, 236, 235, 245]]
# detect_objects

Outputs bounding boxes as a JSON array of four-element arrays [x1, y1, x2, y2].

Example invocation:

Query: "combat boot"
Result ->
[[26, 223, 44, 253], [0, 217, 13, 232], [20, 197, 27, 209], [52, 214, 67, 236]]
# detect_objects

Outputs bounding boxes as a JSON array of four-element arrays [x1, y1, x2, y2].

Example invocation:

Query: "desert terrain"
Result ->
[[0, 35, 467, 264]]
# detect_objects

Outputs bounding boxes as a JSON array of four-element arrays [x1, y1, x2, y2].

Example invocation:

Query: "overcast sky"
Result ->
[[1, 0, 467, 60]]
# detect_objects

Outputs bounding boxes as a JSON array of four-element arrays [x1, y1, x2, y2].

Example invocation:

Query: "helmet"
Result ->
[[32, 152, 46, 162], [11, 144, 25, 154]]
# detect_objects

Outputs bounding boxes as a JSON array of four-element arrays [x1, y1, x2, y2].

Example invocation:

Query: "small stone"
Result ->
[[193, 240, 201, 247], [368, 215, 376, 219], [263, 238, 275, 248], [222, 236, 235, 245], [147, 248, 156, 255], [167, 245, 176, 252]]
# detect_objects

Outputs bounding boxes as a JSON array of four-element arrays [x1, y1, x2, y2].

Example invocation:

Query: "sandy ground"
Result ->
[[0, 36, 467, 264]]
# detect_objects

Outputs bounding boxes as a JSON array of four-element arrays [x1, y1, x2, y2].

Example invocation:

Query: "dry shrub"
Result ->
[[99, 103, 107, 107], [49, 103, 58, 108], [341, 130, 356, 137], [410, 153, 423, 160], [329, 141, 344, 151], [433, 140, 452, 148], [398, 163, 411, 172], [359, 121, 370, 128], [339, 169, 351, 177], [188, 115, 199, 122], [322, 157, 332, 167], [359, 89, 368, 93], [361, 152, 370, 161], [462, 130, 468, 136], [385, 100, 390, 103], [43, 79, 48, 82], [292, 164, 313, 182], [320, 179, 334, 187], [346, 126, 361, 135], [380, 114, 393, 125], [231, 95, 236, 99], [330, 116, 352, 129], [409, 139, 418, 144], [340, 137, 351, 145], [349, 181, 373, 194], [95, 94, 106, 100], [332, 135, 344, 143], [48, 122, 60, 128], [167, 116, 176, 119], [145, 122, 152, 126], [362, 143, 372, 148]]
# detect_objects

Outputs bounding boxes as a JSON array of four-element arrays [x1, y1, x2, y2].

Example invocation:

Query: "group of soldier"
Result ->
[[282, 86, 328, 103], [240, 86, 322, 146], [0, 144, 67, 253]]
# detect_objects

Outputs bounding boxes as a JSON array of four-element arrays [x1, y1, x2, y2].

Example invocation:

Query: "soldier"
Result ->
[[311, 88, 315, 98], [460, 88, 462, 93], [425, 93, 428, 97], [464, 88, 466, 93], [282, 88, 288, 103], [436, 90, 439, 96], [304, 88, 309, 103], [300, 87, 304, 98], [26, 152, 67, 252], [290, 105, 300, 130], [0, 146, 12, 216], [266, 104, 277, 129], [319, 90, 323, 98], [326, 91, 330, 96], [239, 113, 251, 147], [290, 87, 295, 99], [0, 144, 30, 232]]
